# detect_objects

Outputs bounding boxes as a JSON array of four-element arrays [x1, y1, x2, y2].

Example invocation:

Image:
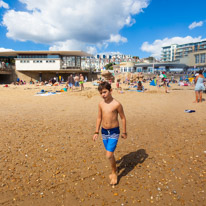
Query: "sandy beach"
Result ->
[[0, 82, 205, 205]]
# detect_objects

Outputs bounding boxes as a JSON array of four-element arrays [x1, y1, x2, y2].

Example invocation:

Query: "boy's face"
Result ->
[[99, 88, 111, 100]]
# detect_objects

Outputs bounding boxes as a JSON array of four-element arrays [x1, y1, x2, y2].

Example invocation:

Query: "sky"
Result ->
[[0, 0, 206, 58]]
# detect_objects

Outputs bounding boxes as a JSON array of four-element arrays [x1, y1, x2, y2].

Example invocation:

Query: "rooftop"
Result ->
[[0, 50, 92, 57]]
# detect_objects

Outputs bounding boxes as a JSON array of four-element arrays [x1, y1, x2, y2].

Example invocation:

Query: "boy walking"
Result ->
[[93, 82, 127, 185]]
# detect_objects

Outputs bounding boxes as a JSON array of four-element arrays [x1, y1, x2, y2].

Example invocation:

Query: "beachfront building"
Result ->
[[81, 54, 112, 72], [81, 54, 137, 71], [120, 62, 135, 73], [0, 51, 92, 83], [162, 40, 206, 62], [134, 62, 188, 73], [187, 50, 206, 71], [161, 44, 177, 62]]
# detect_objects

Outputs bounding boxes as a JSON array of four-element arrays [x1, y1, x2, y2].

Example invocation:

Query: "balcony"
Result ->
[[0, 63, 14, 74]]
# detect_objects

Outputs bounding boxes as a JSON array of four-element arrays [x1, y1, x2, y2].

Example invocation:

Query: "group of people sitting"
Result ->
[[116, 79, 145, 92]]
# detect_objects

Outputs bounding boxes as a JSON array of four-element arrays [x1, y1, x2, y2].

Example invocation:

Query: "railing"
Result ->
[[61, 66, 81, 70], [0, 64, 14, 71]]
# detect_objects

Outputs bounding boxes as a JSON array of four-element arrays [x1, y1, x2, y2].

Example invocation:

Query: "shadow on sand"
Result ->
[[116, 149, 148, 184]]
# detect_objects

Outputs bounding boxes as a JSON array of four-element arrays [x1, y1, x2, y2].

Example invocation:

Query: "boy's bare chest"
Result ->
[[101, 104, 118, 115]]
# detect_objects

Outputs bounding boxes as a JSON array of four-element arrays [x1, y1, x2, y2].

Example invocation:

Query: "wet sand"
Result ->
[[0, 82, 205, 205]]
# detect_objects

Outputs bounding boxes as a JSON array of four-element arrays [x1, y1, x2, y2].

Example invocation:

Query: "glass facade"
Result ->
[[200, 53, 205, 63], [62, 56, 81, 68], [17, 54, 60, 59], [76, 56, 81, 67], [195, 54, 199, 64], [136, 68, 142, 72]]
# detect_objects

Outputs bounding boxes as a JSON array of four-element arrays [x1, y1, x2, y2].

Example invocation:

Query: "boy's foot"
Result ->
[[109, 173, 118, 185], [193, 101, 198, 103]]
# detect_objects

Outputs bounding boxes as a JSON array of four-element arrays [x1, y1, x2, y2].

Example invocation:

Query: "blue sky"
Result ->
[[0, 0, 205, 58]]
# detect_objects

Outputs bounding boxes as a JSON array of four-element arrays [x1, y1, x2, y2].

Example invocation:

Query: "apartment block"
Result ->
[[162, 40, 206, 62]]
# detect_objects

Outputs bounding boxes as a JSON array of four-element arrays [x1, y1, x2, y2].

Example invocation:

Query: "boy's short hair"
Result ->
[[98, 81, 111, 91]]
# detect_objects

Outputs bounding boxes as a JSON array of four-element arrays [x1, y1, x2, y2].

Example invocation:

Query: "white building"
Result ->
[[162, 40, 206, 62], [0, 51, 92, 82], [81, 53, 137, 71]]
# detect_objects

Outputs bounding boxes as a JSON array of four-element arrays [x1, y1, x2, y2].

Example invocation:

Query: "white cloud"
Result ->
[[0, 0, 9, 9], [86, 46, 97, 55], [2, 0, 149, 52], [141, 36, 204, 58], [98, 51, 122, 56], [108, 34, 128, 43], [49, 39, 97, 54], [189, 21, 204, 29], [0, 47, 14, 51]]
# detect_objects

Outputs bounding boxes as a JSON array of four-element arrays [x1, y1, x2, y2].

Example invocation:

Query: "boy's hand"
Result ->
[[121, 133, 127, 139], [93, 134, 99, 141]]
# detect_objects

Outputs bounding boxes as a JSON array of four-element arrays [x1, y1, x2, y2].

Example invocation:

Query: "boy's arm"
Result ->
[[93, 103, 102, 141], [117, 103, 127, 139]]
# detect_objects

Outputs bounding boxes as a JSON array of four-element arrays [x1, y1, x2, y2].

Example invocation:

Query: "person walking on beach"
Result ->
[[79, 74, 84, 91], [68, 74, 75, 91], [194, 70, 205, 103], [74, 74, 80, 88], [93, 81, 127, 185]]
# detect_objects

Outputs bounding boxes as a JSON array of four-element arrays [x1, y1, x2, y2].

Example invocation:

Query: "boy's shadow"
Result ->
[[116, 149, 148, 184]]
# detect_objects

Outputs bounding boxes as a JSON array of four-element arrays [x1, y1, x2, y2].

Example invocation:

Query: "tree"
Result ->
[[133, 56, 139, 60], [105, 62, 114, 70]]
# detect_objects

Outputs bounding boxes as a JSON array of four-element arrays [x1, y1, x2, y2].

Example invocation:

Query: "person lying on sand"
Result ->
[[93, 82, 127, 185]]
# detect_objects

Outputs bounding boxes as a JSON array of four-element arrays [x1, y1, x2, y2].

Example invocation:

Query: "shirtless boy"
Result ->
[[79, 74, 84, 90], [93, 81, 127, 185]]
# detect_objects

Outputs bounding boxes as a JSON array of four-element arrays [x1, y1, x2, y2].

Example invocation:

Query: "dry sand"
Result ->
[[0, 82, 205, 206]]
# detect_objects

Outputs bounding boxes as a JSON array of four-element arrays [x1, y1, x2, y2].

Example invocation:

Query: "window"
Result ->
[[46, 60, 55, 63], [62, 56, 76, 67], [20, 60, 29, 63], [200, 54, 205, 63], [76, 56, 81, 67], [195, 54, 199, 64], [67, 57, 75, 67]]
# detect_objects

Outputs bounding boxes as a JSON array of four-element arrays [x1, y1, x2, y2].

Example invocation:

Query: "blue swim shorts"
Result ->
[[101, 127, 120, 152]]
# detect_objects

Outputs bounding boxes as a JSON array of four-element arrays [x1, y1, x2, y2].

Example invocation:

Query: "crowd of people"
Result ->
[[10, 70, 206, 102], [12, 73, 87, 90], [114, 71, 206, 97]]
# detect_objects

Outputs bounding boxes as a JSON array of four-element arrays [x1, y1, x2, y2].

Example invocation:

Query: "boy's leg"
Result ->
[[106, 151, 117, 185]]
